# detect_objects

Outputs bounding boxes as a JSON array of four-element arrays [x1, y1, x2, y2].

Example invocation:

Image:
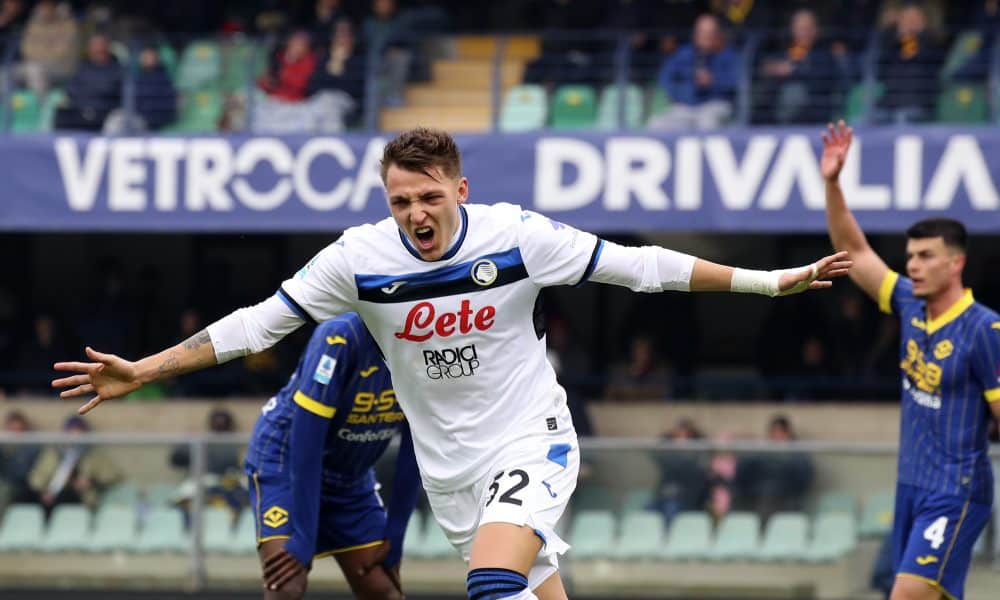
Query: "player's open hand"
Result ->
[[776, 250, 852, 296], [52, 347, 143, 415], [820, 120, 852, 182], [262, 547, 308, 591]]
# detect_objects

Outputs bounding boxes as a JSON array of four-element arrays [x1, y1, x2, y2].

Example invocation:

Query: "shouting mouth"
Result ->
[[414, 226, 435, 251]]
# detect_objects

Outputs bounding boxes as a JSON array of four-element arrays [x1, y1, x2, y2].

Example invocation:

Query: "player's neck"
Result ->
[[925, 283, 966, 320]]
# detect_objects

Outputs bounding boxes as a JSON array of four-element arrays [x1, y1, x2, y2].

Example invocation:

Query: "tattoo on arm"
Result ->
[[182, 329, 212, 351], [157, 355, 181, 377]]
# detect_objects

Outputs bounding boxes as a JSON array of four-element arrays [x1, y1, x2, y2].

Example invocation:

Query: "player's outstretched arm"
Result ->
[[822, 120, 889, 302], [688, 251, 852, 295]]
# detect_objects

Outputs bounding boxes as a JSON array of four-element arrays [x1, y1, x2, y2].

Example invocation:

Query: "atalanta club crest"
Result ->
[[471, 259, 499, 286]]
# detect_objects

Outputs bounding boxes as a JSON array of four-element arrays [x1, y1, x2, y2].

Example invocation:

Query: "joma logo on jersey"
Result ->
[[933, 340, 953, 360], [395, 300, 496, 342], [424, 344, 480, 380]]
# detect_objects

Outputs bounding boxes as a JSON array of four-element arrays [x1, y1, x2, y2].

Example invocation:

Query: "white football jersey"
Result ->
[[279, 203, 602, 491]]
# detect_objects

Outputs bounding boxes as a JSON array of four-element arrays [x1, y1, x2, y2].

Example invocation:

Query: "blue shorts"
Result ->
[[247, 464, 387, 559], [891, 483, 992, 600]]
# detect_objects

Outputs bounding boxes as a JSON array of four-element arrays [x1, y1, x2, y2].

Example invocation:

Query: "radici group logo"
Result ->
[[423, 344, 480, 380]]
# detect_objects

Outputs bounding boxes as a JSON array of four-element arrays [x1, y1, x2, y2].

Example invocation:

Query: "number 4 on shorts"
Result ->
[[923, 516, 948, 550]]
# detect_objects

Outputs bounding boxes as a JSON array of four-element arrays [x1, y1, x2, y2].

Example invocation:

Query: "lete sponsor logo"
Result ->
[[394, 300, 496, 342]]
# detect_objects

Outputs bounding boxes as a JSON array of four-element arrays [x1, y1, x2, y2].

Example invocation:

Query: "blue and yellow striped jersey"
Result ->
[[246, 313, 401, 483], [880, 271, 1000, 503]]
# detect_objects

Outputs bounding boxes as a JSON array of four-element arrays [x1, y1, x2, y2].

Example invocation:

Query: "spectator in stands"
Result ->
[[737, 415, 813, 518], [259, 30, 318, 102], [54, 33, 122, 131], [650, 417, 709, 524], [0, 411, 40, 508], [307, 0, 350, 46], [705, 430, 738, 523], [14, 314, 66, 394], [709, 0, 774, 41], [13, 0, 78, 99], [605, 336, 670, 401], [757, 9, 840, 124], [103, 46, 177, 133], [307, 18, 367, 127], [649, 14, 739, 130], [169, 407, 241, 477], [28, 415, 122, 514], [0, 0, 25, 34], [877, 3, 944, 123], [363, 0, 411, 107]]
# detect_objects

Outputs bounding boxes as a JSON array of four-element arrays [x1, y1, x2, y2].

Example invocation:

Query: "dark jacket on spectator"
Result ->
[[66, 56, 123, 115], [878, 32, 944, 120], [658, 43, 739, 106], [135, 63, 177, 130], [762, 42, 840, 123], [307, 48, 366, 103]]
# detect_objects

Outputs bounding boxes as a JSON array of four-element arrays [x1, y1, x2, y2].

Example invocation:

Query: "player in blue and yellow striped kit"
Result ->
[[244, 312, 420, 600], [822, 121, 1000, 600]]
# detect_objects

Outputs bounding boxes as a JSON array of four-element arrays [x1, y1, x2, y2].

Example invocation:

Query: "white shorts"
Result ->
[[425, 410, 579, 590]]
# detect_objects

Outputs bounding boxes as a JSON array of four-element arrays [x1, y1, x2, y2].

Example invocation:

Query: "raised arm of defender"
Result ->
[[821, 120, 890, 302]]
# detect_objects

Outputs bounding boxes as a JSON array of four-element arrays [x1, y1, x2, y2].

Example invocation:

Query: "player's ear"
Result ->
[[456, 176, 469, 204]]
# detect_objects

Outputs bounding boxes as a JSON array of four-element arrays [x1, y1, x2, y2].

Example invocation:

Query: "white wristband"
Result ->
[[730, 268, 782, 297]]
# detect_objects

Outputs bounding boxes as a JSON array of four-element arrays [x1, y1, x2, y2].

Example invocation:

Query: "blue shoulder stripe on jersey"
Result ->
[[355, 247, 528, 304], [575, 238, 605, 288], [277, 288, 318, 324], [398, 205, 469, 262]]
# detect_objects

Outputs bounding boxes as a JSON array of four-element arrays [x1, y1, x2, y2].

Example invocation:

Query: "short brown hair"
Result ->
[[380, 127, 462, 182]]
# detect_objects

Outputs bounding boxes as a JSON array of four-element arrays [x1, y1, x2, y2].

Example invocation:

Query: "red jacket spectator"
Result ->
[[259, 31, 317, 102]]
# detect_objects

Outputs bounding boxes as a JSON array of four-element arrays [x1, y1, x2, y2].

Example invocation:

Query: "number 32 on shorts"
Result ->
[[486, 470, 530, 507], [923, 516, 948, 550]]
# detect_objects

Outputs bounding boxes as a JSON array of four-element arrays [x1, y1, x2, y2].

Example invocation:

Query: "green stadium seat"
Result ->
[[936, 84, 988, 123], [572, 484, 616, 512], [39, 88, 66, 132], [805, 512, 857, 562], [709, 512, 760, 561], [646, 86, 670, 124], [8, 89, 40, 132], [167, 89, 222, 132], [145, 483, 177, 506], [843, 82, 884, 123], [596, 83, 643, 130], [620, 488, 654, 514], [41, 505, 92, 552], [419, 518, 456, 559], [550, 85, 597, 129], [134, 507, 188, 553], [860, 490, 894, 538], [90, 505, 138, 553], [158, 42, 179, 78], [100, 482, 140, 507], [940, 30, 984, 82], [569, 510, 615, 559], [401, 511, 424, 558], [221, 40, 267, 92], [757, 512, 808, 562], [614, 511, 663, 560], [661, 511, 711, 561], [203, 506, 235, 554], [817, 491, 857, 516], [176, 40, 222, 91], [0, 504, 45, 551], [499, 84, 547, 132], [231, 508, 258, 555]]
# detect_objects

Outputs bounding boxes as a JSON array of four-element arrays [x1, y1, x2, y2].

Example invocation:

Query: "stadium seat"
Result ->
[[176, 40, 222, 91], [859, 490, 894, 538], [39, 88, 66, 131], [221, 39, 266, 92], [660, 511, 712, 561], [646, 86, 670, 124], [158, 42, 179, 78], [550, 85, 597, 129], [0, 504, 45, 551], [231, 508, 258, 555], [805, 512, 857, 562], [90, 505, 138, 553], [99, 482, 140, 507], [134, 507, 188, 553], [7, 89, 40, 132], [401, 511, 424, 558], [419, 518, 456, 559], [572, 484, 617, 512], [596, 83, 643, 130], [843, 82, 884, 123], [620, 488, 654, 514], [757, 512, 808, 562], [499, 84, 547, 132], [817, 491, 857, 516], [936, 84, 988, 123], [41, 505, 92, 552], [569, 510, 616, 559], [614, 511, 663, 560], [940, 30, 984, 82], [145, 483, 177, 506], [168, 89, 222, 132], [203, 506, 235, 554], [709, 512, 760, 561]]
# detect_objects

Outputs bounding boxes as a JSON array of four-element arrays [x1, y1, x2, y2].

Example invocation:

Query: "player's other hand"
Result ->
[[357, 540, 403, 593], [821, 120, 853, 182], [262, 546, 308, 591], [52, 347, 142, 415], [777, 250, 852, 296]]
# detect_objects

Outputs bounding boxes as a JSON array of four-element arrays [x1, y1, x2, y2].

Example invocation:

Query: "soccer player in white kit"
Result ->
[[54, 128, 850, 600]]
